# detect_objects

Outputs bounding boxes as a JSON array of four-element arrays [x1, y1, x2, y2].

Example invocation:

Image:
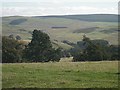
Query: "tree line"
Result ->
[[71, 35, 120, 61], [2, 30, 61, 63], [2, 29, 120, 63]]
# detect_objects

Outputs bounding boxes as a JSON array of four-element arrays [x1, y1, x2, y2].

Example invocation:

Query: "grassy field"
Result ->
[[2, 16, 118, 50], [2, 59, 119, 88]]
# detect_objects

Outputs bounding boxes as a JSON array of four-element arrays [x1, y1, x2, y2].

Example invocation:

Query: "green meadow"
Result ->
[[2, 59, 119, 88]]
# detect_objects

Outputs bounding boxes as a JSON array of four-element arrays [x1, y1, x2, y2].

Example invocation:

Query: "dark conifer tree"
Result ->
[[24, 29, 61, 62]]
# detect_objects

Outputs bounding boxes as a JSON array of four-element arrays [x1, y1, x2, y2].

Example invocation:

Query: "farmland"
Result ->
[[2, 59, 119, 88]]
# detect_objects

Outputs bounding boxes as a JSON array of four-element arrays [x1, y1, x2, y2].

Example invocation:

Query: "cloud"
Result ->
[[2, 1, 118, 16], [63, 6, 117, 14], [2, 5, 117, 16], [2, 0, 119, 2]]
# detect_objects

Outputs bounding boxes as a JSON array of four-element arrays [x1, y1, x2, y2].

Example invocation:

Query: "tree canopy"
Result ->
[[24, 29, 61, 62], [2, 36, 24, 63], [72, 35, 119, 61]]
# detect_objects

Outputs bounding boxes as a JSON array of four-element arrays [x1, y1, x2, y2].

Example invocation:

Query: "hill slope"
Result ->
[[35, 14, 118, 22], [2, 14, 118, 49]]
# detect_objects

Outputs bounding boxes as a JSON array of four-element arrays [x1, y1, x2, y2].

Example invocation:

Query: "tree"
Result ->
[[16, 35, 21, 40], [2, 36, 24, 63], [109, 45, 120, 60], [73, 35, 110, 61], [8, 34, 14, 39], [24, 29, 61, 62]]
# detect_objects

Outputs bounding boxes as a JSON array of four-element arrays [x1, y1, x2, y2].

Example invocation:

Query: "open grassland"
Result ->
[[2, 16, 118, 49], [2, 59, 119, 88]]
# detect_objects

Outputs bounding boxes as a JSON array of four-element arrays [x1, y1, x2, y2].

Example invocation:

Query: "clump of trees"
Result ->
[[9, 34, 21, 40], [2, 36, 24, 63], [24, 29, 61, 62], [2, 30, 119, 63], [2, 29, 61, 63], [72, 35, 120, 62]]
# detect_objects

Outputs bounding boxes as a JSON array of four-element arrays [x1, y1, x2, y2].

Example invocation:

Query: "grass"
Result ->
[[2, 16, 118, 48], [2, 59, 119, 88]]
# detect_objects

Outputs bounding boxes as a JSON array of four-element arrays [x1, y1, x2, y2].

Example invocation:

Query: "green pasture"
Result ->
[[2, 59, 119, 88]]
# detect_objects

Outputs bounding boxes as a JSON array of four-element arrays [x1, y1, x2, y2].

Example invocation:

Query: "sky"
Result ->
[[1, 0, 119, 16]]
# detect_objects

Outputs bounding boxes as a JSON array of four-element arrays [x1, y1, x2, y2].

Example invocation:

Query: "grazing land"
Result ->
[[2, 14, 118, 50], [2, 59, 119, 88]]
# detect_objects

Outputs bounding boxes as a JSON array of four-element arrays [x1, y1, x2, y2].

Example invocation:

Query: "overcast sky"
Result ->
[[1, 0, 119, 16]]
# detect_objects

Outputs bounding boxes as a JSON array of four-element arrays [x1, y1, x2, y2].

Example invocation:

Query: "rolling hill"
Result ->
[[36, 14, 118, 22], [2, 14, 118, 49]]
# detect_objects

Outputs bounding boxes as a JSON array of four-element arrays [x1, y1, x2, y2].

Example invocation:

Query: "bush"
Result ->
[[2, 36, 24, 63]]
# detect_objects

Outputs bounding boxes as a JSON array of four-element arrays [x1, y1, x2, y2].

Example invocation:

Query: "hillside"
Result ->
[[2, 14, 118, 49], [36, 14, 118, 22]]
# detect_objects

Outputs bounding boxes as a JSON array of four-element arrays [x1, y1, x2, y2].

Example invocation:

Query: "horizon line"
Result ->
[[1, 13, 118, 17]]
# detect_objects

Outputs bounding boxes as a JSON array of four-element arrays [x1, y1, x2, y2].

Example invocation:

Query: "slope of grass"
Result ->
[[2, 60, 118, 88], [2, 16, 118, 49], [35, 14, 118, 22]]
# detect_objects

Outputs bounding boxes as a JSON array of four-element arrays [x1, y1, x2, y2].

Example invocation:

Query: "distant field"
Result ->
[[2, 59, 119, 88], [2, 15, 118, 50]]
